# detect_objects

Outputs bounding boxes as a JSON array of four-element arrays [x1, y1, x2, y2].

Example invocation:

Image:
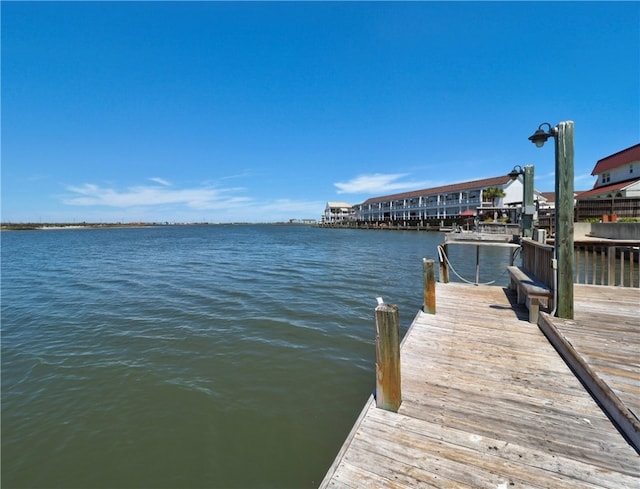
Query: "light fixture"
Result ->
[[508, 165, 524, 180], [526, 120, 575, 319], [528, 122, 557, 148]]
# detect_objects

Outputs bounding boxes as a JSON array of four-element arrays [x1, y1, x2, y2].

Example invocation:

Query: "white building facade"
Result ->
[[354, 175, 523, 222], [323, 202, 354, 225], [577, 143, 640, 199]]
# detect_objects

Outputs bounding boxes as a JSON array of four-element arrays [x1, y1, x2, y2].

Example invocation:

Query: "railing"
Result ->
[[575, 197, 640, 221], [521, 239, 554, 289], [521, 238, 640, 289], [575, 243, 639, 287], [476, 222, 521, 235]]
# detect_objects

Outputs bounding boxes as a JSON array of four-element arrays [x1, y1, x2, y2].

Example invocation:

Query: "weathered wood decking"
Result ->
[[320, 283, 639, 488], [539, 285, 640, 450]]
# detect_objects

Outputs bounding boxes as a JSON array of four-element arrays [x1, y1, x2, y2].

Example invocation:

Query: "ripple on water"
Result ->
[[1, 226, 515, 488]]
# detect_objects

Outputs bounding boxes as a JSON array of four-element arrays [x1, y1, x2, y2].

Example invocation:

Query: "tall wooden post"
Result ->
[[554, 121, 574, 319], [375, 302, 401, 412], [438, 243, 450, 283], [423, 258, 436, 314], [522, 165, 535, 238]]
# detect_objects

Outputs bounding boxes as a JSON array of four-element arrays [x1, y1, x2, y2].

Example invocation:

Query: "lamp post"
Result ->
[[508, 164, 535, 238], [528, 121, 574, 319]]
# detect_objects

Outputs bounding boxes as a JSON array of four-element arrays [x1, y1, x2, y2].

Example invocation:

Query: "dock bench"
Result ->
[[507, 266, 553, 323]]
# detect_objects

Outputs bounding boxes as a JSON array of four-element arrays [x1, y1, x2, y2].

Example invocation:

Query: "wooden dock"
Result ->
[[539, 285, 640, 450], [320, 283, 639, 488]]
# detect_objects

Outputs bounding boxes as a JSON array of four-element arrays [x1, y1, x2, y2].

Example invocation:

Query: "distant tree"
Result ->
[[482, 187, 506, 206]]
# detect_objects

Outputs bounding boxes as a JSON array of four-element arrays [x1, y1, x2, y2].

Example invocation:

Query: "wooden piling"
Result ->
[[423, 258, 436, 314], [375, 302, 401, 412], [522, 164, 535, 237], [554, 121, 574, 318], [438, 243, 450, 283]]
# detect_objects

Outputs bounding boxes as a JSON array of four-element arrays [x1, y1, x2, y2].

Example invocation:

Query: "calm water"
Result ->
[[1, 225, 515, 488]]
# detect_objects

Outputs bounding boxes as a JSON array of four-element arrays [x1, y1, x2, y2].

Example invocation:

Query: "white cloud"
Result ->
[[64, 182, 229, 209], [334, 173, 434, 195], [149, 177, 171, 186], [61, 179, 323, 222], [575, 172, 596, 185], [261, 198, 324, 213]]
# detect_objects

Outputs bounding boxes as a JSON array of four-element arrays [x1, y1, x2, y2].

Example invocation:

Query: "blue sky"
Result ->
[[2, 1, 638, 223]]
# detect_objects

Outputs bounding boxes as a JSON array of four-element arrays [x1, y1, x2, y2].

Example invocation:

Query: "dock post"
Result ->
[[522, 165, 535, 238], [439, 243, 450, 283], [374, 301, 401, 412], [423, 258, 436, 314], [554, 121, 574, 319]]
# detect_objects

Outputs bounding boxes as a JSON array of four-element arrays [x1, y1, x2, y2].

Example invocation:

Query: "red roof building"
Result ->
[[591, 143, 640, 176], [577, 143, 640, 199], [354, 174, 524, 221]]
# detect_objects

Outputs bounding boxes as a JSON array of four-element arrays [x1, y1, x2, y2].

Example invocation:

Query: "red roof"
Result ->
[[591, 143, 640, 176], [538, 192, 555, 204], [576, 177, 640, 198], [360, 175, 513, 205]]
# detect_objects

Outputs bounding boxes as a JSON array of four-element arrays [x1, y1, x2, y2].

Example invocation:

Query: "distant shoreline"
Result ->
[[0, 222, 160, 231], [0, 221, 314, 231]]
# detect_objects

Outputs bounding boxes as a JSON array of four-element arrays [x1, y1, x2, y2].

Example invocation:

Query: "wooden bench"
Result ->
[[507, 266, 553, 323]]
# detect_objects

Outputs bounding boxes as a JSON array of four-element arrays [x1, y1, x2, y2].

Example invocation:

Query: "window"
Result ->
[[630, 164, 634, 174], [602, 172, 611, 184]]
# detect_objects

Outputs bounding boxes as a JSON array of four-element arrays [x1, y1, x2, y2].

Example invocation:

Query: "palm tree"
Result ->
[[482, 186, 506, 206]]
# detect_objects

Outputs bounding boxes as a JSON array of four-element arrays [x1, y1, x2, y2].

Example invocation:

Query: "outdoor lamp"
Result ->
[[508, 165, 524, 180], [528, 122, 557, 148], [527, 119, 575, 319]]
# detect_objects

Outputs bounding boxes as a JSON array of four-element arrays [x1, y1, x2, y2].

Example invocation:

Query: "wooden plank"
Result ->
[[539, 284, 640, 451], [320, 282, 638, 488], [538, 312, 640, 451], [364, 409, 639, 487]]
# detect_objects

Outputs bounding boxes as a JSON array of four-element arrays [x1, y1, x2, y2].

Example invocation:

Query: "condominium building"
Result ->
[[354, 175, 523, 223], [323, 202, 355, 225]]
